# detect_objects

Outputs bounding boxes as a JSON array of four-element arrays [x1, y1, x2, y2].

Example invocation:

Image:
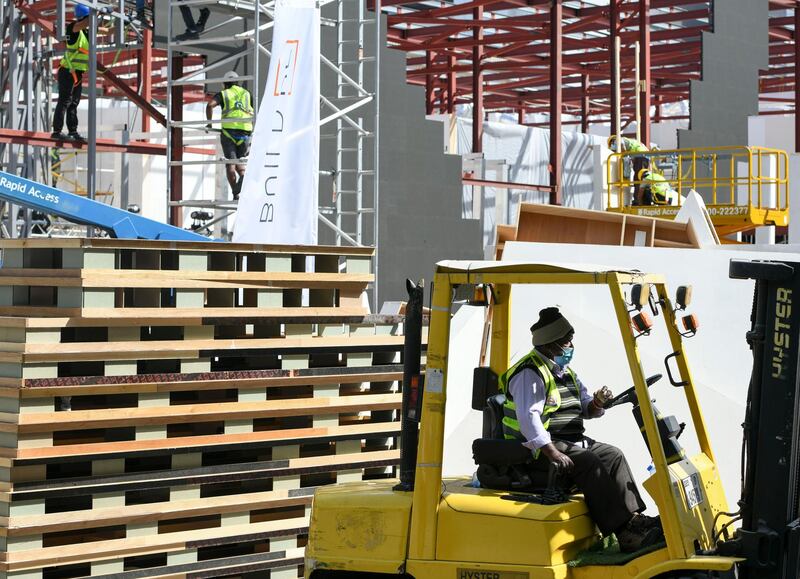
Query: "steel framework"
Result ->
[[166, 0, 379, 249], [0, 0, 208, 237], [377, 0, 800, 199]]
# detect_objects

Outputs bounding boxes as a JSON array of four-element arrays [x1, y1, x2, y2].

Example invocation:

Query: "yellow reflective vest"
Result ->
[[497, 349, 578, 458], [60, 29, 89, 72], [622, 136, 648, 153], [220, 86, 253, 133], [643, 172, 670, 204]]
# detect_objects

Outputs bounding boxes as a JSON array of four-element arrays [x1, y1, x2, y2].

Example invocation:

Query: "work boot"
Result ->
[[628, 513, 662, 532], [134, 8, 149, 26], [67, 132, 85, 142], [176, 28, 199, 41], [616, 524, 663, 554], [50, 131, 67, 140], [197, 7, 210, 31], [231, 178, 242, 200]]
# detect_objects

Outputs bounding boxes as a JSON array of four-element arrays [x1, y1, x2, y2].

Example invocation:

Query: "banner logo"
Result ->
[[274, 39, 300, 97]]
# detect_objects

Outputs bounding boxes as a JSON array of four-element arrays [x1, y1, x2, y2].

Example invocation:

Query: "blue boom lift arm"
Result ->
[[0, 170, 212, 241]]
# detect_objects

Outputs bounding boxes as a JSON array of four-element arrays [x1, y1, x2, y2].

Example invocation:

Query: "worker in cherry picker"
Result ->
[[637, 168, 678, 206], [51, 3, 93, 142], [608, 134, 650, 205], [206, 71, 254, 200]]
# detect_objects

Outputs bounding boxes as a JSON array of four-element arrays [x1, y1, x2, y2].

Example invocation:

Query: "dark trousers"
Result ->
[[533, 438, 645, 535], [52, 67, 82, 133], [179, 5, 196, 29], [631, 156, 650, 205]]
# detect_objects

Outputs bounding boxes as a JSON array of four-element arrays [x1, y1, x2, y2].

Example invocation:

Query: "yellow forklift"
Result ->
[[305, 260, 800, 578]]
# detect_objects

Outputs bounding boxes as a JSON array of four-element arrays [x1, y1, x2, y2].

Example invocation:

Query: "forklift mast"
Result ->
[[728, 259, 800, 579]]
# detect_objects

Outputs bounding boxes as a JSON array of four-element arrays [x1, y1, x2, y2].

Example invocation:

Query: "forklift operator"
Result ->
[[498, 307, 663, 552]]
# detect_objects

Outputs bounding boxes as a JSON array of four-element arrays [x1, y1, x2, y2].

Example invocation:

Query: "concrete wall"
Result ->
[[678, 0, 769, 148]]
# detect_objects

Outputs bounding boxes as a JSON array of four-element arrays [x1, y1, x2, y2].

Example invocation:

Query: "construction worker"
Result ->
[[51, 3, 92, 142], [637, 168, 677, 206], [206, 71, 253, 199], [608, 134, 650, 205], [498, 307, 663, 553]]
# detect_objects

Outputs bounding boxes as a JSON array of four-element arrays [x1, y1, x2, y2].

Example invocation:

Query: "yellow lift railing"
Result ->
[[606, 146, 789, 236]]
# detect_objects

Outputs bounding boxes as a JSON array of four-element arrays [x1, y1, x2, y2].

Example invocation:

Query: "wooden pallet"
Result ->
[[0, 239, 417, 579]]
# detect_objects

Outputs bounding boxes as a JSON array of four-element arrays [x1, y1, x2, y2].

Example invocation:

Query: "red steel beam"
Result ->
[[549, 0, 562, 205], [472, 4, 484, 153], [447, 54, 457, 113], [581, 74, 590, 133], [463, 176, 553, 193], [139, 28, 153, 134], [425, 50, 435, 114], [610, 0, 620, 135], [170, 55, 184, 227], [796, 1, 799, 153], [639, 0, 651, 145], [0, 129, 214, 156]]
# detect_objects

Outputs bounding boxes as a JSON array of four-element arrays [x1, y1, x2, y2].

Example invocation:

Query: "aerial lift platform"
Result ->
[[0, 171, 209, 241], [606, 146, 789, 238]]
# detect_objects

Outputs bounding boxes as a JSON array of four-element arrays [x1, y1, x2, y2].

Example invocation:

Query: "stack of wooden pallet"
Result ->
[[0, 239, 409, 579]]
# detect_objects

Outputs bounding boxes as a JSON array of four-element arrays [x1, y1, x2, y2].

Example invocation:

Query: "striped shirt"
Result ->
[[546, 372, 585, 441], [507, 348, 602, 450]]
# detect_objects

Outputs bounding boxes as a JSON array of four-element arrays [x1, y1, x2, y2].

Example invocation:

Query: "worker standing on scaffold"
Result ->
[[607, 135, 650, 205], [51, 3, 92, 142], [206, 71, 254, 200]]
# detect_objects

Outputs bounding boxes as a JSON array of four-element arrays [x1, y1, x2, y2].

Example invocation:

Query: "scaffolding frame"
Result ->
[[0, 0, 175, 238], [0, 2, 52, 237], [165, 0, 381, 301]]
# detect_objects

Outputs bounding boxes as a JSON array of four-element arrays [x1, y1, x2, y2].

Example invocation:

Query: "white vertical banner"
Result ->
[[233, 0, 320, 244]]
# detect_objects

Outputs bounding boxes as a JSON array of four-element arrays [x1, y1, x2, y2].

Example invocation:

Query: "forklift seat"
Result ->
[[472, 367, 576, 496], [472, 367, 539, 490], [483, 393, 506, 439]]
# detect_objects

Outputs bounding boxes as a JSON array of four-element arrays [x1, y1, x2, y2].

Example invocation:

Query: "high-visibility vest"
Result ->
[[497, 349, 578, 458], [60, 30, 89, 72], [643, 172, 670, 204], [622, 136, 648, 153], [220, 86, 253, 133]]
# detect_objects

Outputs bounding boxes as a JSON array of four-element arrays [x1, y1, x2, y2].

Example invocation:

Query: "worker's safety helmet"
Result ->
[[74, 3, 90, 19], [224, 71, 240, 81], [607, 135, 617, 149], [637, 168, 651, 181]]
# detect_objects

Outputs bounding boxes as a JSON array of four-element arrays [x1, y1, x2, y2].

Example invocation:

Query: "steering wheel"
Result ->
[[605, 374, 663, 409]]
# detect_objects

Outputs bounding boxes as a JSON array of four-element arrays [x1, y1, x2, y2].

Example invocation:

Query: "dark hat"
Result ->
[[530, 307, 574, 346]]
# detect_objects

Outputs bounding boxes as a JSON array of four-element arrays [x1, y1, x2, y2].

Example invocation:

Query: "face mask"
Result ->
[[554, 346, 574, 367]]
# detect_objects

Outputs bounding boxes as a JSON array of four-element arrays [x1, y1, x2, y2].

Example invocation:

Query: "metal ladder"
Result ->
[[319, 0, 377, 248]]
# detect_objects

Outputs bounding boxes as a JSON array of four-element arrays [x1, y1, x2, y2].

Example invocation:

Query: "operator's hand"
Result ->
[[593, 386, 613, 407], [541, 443, 573, 472]]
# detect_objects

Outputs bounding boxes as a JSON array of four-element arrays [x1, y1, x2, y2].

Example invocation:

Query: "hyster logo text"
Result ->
[[772, 287, 793, 380], [456, 569, 528, 579]]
